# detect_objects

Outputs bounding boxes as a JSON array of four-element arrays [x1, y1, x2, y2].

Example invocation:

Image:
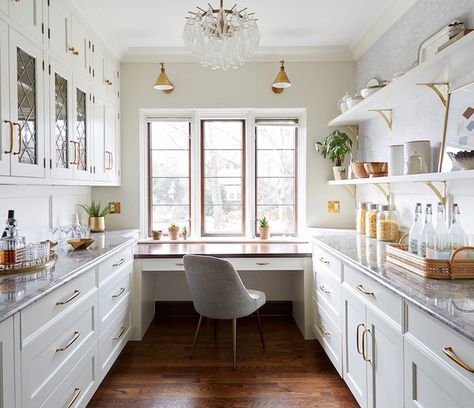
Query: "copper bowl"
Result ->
[[351, 162, 369, 178], [68, 239, 95, 250], [363, 162, 388, 177]]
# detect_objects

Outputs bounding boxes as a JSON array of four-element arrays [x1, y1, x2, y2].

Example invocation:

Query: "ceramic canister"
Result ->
[[403, 140, 432, 174], [388, 144, 404, 176]]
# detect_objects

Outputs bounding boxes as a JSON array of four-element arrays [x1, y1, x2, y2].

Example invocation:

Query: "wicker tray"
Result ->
[[0, 252, 57, 275], [386, 243, 474, 279]]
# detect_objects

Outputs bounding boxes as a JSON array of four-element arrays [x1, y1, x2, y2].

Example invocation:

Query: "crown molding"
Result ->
[[122, 46, 355, 64], [350, 0, 419, 60]]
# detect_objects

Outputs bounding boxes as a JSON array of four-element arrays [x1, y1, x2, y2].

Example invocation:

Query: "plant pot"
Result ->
[[333, 166, 347, 180], [89, 217, 105, 232], [168, 227, 179, 240], [182, 232, 188, 240], [151, 230, 162, 240], [259, 226, 270, 239]]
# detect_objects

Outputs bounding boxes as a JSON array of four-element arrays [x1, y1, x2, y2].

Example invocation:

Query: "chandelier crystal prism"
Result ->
[[183, 0, 260, 70]]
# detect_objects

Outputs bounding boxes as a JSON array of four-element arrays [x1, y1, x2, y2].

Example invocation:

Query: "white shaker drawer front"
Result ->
[[406, 304, 474, 385], [141, 258, 186, 271], [21, 268, 96, 342], [312, 244, 342, 281], [314, 267, 341, 328], [98, 245, 133, 283], [344, 265, 402, 327], [21, 292, 98, 408], [41, 342, 99, 408]]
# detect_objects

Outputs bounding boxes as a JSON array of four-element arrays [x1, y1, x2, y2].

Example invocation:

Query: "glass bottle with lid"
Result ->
[[365, 203, 379, 238], [376, 205, 400, 242], [0, 213, 26, 265], [356, 202, 369, 234]]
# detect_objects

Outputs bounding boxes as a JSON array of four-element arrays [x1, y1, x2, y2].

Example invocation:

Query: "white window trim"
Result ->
[[139, 108, 307, 239]]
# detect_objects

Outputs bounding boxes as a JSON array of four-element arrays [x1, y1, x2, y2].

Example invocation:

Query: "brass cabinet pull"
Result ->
[[105, 151, 112, 170], [112, 258, 125, 267], [256, 262, 271, 266], [442, 346, 474, 373], [362, 328, 372, 363], [76, 142, 81, 166], [105, 79, 113, 85], [175, 262, 184, 266], [68, 46, 79, 56], [356, 323, 365, 355], [13, 122, 22, 155], [109, 151, 113, 169], [66, 387, 81, 408], [3, 120, 14, 154], [56, 289, 81, 305], [56, 331, 80, 352], [319, 285, 330, 294], [356, 284, 375, 297], [113, 326, 126, 341], [319, 324, 330, 336], [112, 287, 125, 298], [69, 141, 78, 164], [319, 257, 330, 265]]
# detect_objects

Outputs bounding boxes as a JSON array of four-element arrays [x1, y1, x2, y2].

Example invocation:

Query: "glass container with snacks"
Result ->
[[365, 203, 379, 238], [376, 205, 400, 242], [356, 202, 370, 234]]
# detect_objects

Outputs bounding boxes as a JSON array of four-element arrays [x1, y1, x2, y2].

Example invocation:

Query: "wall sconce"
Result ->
[[154, 62, 174, 93], [272, 60, 291, 93]]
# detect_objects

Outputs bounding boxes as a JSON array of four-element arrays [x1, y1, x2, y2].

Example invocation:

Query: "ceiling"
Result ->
[[80, 0, 410, 61]]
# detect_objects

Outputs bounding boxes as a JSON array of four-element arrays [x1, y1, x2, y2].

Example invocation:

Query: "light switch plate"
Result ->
[[328, 201, 340, 213]]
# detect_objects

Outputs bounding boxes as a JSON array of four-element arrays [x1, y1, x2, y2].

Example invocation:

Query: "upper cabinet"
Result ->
[[0, 19, 10, 176], [8, 0, 44, 44], [70, 15, 90, 79], [47, 0, 70, 63]]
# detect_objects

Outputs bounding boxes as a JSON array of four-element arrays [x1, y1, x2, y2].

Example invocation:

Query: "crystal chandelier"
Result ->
[[183, 0, 260, 70]]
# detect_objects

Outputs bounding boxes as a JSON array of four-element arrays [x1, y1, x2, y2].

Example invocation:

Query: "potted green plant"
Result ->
[[182, 226, 188, 240], [315, 130, 353, 180], [168, 223, 179, 240], [79, 201, 111, 232], [258, 216, 270, 239]]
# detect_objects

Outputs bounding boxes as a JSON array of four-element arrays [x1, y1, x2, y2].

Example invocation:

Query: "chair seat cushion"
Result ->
[[247, 289, 266, 310]]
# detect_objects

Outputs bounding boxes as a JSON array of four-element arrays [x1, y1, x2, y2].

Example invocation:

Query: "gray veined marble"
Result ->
[[0, 230, 138, 324], [311, 229, 474, 342]]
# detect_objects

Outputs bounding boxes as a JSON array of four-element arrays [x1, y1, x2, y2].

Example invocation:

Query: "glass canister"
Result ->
[[376, 205, 400, 242], [356, 202, 369, 234], [0, 216, 26, 265], [365, 203, 379, 238]]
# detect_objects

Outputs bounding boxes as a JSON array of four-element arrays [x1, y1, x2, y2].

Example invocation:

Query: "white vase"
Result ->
[[333, 166, 347, 180], [388, 144, 404, 176]]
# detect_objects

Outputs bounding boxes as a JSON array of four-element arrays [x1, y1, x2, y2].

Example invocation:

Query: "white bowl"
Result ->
[[360, 87, 383, 99]]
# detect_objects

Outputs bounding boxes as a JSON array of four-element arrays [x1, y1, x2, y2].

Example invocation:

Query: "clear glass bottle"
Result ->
[[356, 202, 369, 234], [449, 203, 466, 251], [0, 214, 26, 265], [418, 204, 435, 258], [433, 202, 450, 259], [365, 203, 379, 239], [376, 205, 400, 242], [408, 203, 422, 254]]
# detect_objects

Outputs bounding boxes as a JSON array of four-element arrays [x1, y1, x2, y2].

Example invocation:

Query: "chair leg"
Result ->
[[256, 309, 266, 349], [189, 315, 203, 359], [232, 318, 237, 370]]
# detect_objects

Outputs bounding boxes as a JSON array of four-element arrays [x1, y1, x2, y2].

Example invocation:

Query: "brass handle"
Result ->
[[112, 258, 125, 267], [319, 257, 329, 265], [319, 285, 330, 294], [13, 122, 21, 155], [112, 287, 125, 298], [70, 141, 78, 164], [109, 151, 113, 169], [105, 79, 113, 85], [56, 331, 80, 352], [442, 346, 474, 373], [68, 46, 79, 56], [356, 323, 365, 355], [256, 262, 271, 266], [356, 284, 375, 297], [175, 262, 184, 266], [362, 328, 371, 363], [3, 120, 14, 154], [66, 387, 81, 408], [319, 324, 330, 336], [76, 141, 81, 166], [113, 326, 126, 341], [56, 290, 80, 305], [105, 151, 112, 170]]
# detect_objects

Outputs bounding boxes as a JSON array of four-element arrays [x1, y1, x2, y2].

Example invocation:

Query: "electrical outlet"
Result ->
[[108, 202, 121, 214], [328, 201, 340, 213]]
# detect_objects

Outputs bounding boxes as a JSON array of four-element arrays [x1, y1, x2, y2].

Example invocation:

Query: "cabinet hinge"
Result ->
[[117, 71, 119, 78], [117, 91, 120, 99], [50, 159, 52, 169], [89, 94, 92, 101], [92, 44, 95, 52], [93, 96, 95, 103], [92, 69, 95, 77], [88, 41, 91, 49], [47, 28, 51, 40], [41, 23, 44, 34], [93, 166, 96, 174], [88, 66, 91, 74], [48, 64, 51, 75], [42, 60, 45, 71], [117, 113, 120, 120], [47, 0, 50, 6], [43, 158, 46, 168]]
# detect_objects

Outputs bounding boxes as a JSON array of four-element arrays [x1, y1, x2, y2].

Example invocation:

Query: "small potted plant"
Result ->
[[168, 223, 179, 240], [315, 129, 353, 180], [79, 201, 111, 232], [181, 226, 188, 240], [258, 216, 270, 239]]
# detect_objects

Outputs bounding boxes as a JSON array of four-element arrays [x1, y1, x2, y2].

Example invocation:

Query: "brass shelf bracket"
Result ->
[[374, 183, 390, 204], [345, 125, 359, 142], [425, 181, 447, 207], [417, 82, 450, 108], [369, 109, 392, 130], [343, 184, 356, 199]]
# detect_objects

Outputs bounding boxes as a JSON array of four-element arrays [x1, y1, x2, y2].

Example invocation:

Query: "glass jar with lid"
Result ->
[[365, 203, 379, 238], [0, 214, 26, 265], [376, 205, 400, 242], [356, 202, 369, 234]]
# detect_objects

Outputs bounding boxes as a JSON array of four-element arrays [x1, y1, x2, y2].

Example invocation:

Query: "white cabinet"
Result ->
[[0, 317, 15, 408], [92, 95, 106, 181], [8, 0, 43, 43], [47, 0, 71, 63], [0, 0, 7, 16], [0, 19, 10, 176], [91, 41, 107, 96], [105, 103, 119, 182], [70, 15, 90, 79]]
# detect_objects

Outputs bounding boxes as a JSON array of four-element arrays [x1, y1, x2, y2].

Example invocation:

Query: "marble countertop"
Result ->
[[311, 229, 474, 342], [0, 230, 138, 324]]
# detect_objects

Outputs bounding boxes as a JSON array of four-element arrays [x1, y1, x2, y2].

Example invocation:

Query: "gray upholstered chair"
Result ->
[[183, 254, 266, 369]]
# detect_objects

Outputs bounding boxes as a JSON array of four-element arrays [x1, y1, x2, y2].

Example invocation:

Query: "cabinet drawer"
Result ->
[[99, 302, 132, 380], [313, 297, 342, 375], [99, 263, 132, 330], [41, 342, 99, 408], [344, 265, 402, 327], [312, 243, 342, 281], [21, 268, 96, 342], [314, 266, 341, 328], [98, 245, 133, 283], [407, 304, 474, 385], [21, 292, 98, 408]]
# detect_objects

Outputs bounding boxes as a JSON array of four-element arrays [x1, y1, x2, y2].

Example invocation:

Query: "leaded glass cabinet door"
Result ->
[[9, 29, 45, 178], [0, 21, 10, 176], [73, 76, 91, 180], [49, 58, 73, 179]]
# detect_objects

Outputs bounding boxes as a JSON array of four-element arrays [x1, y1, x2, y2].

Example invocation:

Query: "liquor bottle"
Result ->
[[1, 210, 14, 238], [449, 203, 466, 251], [433, 203, 450, 259], [418, 204, 434, 258], [408, 203, 422, 254]]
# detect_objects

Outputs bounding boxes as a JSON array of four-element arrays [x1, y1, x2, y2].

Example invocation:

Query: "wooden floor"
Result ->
[[89, 316, 358, 408]]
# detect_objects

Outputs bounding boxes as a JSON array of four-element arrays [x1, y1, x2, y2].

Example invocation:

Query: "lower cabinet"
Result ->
[[0, 317, 15, 408]]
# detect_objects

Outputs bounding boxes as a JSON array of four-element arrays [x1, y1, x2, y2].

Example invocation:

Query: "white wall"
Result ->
[[93, 61, 357, 234]]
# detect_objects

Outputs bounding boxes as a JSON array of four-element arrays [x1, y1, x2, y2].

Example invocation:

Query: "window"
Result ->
[[148, 120, 191, 234], [201, 120, 245, 236], [255, 119, 297, 235]]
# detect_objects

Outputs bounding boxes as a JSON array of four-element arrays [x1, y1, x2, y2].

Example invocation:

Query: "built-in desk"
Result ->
[[132, 242, 313, 340]]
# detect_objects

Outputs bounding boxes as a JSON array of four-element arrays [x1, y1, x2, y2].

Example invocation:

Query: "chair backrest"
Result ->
[[183, 255, 252, 319]]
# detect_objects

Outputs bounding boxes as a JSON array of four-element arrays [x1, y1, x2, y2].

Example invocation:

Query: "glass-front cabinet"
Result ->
[[0, 20, 9, 176], [73, 75, 91, 180]]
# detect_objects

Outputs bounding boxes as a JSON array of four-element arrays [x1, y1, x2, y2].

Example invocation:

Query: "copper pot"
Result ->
[[363, 162, 388, 177], [259, 226, 270, 239], [89, 217, 105, 232]]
